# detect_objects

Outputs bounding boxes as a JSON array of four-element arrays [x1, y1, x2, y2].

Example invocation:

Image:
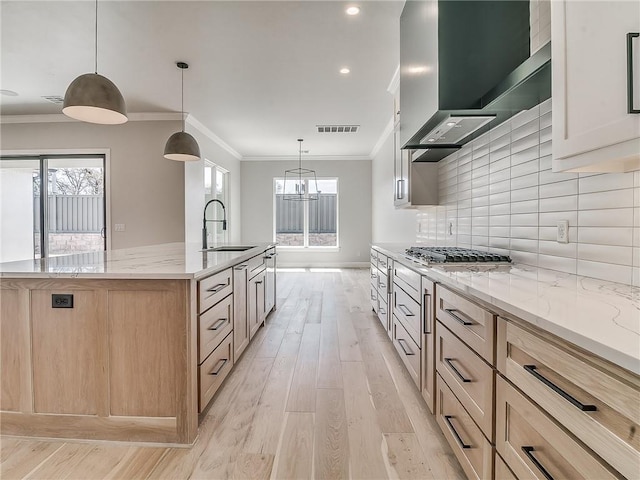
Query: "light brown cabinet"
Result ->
[[233, 263, 249, 361], [249, 269, 266, 340], [497, 318, 640, 479], [370, 248, 392, 336], [496, 376, 617, 480], [1, 278, 191, 444]]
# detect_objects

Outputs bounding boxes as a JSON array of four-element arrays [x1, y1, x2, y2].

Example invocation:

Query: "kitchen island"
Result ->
[[0, 243, 276, 445]]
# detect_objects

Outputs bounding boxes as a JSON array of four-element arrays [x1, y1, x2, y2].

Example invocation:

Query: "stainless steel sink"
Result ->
[[203, 245, 256, 252]]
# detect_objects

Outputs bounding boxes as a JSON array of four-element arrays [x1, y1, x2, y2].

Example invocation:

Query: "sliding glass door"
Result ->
[[0, 155, 106, 263]]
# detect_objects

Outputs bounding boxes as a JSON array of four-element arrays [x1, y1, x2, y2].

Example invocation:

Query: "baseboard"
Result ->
[[277, 262, 369, 269]]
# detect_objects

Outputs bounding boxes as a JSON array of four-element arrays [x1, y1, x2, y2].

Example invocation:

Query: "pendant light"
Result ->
[[164, 62, 201, 162], [62, 0, 127, 125], [283, 139, 319, 201]]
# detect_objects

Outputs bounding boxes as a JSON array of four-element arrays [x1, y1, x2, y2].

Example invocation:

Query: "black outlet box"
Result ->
[[52, 294, 74, 308]]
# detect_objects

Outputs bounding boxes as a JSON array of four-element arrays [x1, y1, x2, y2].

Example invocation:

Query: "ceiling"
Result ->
[[0, 1, 403, 159]]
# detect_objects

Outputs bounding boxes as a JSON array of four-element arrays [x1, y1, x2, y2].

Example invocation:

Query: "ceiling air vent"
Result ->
[[42, 95, 64, 105], [317, 125, 359, 133]]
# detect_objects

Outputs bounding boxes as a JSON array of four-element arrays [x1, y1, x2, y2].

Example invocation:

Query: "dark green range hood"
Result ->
[[399, 0, 551, 162]]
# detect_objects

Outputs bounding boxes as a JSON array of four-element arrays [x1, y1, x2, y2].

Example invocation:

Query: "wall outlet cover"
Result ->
[[114, 223, 126, 232], [557, 220, 569, 243]]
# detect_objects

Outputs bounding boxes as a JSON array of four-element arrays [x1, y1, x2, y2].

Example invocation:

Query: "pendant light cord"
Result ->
[[181, 66, 185, 132], [94, 0, 98, 73]]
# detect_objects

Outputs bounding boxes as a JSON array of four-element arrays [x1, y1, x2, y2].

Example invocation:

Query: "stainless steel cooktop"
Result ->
[[405, 246, 511, 264]]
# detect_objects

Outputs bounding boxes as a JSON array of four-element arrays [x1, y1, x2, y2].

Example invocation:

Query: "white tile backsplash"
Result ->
[[414, 99, 640, 285]]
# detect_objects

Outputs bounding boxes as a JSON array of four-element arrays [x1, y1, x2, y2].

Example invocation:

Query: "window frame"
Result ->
[[204, 160, 230, 244], [273, 176, 339, 251]]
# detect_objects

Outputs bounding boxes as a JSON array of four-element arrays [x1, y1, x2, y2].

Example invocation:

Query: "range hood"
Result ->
[[400, 0, 551, 162]]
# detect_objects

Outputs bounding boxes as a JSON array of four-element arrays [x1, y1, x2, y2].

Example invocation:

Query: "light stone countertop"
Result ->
[[373, 244, 640, 376], [0, 242, 275, 281]]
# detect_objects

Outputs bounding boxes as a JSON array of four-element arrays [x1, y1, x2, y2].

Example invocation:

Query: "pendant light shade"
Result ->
[[62, 0, 127, 125], [164, 61, 201, 162], [63, 73, 127, 124], [283, 139, 319, 201], [164, 131, 201, 161]]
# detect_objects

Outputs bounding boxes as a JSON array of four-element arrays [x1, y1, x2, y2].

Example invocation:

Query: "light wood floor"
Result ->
[[1, 268, 465, 480]]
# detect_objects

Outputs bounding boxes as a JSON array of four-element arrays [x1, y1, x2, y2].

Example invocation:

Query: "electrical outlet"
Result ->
[[557, 220, 569, 243], [52, 293, 73, 308], [114, 223, 125, 232]]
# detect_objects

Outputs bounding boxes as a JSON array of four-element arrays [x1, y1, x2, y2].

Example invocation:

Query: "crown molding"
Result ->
[[0, 112, 183, 124], [387, 64, 400, 95], [185, 114, 242, 160], [369, 117, 394, 159], [242, 154, 371, 162]]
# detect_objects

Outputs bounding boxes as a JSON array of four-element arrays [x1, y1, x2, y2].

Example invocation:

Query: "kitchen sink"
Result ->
[[203, 245, 256, 252]]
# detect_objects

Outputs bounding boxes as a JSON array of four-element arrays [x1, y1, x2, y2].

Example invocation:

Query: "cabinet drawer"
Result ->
[[198, 268, 233, 314], [436, 322, 494, 441], [247, 253, 266, 278], [370, 264, 378, 287], [378, 296, 388, 332], [198, 332, 234, 412], [496, 376, 617, 480], [392, 262, 421, 302], [436, 375, 493, 480], [497, 318, 640, 479], [495, 454, 518, 480], [198, 293, 233, 364], [377, 253, 389, 271], [436, 286, 495, 364], [392, 315, 421, 389], [370, 249, 378, 265], [393, 284, 421, 348], [377, 269, 388, 298], [370, 284, 378, 313]]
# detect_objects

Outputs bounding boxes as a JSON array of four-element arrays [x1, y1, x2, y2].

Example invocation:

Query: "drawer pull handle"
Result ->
[[379, 308, 386, 315], [207, 318, 227, 331], [445, 308, 473, 326], [522, 446, 554, 480], [371, 272, 377, 279], [371, 293, 377, 301], [423, 292, 431, 334], [524, 365, 597, 412], [444, 358, 471, 383], [206, 283, 227, 293], [397, 338, 415, 356], [208, 358, 228, 376], [444, 415, 471, 449], [379, 282, 386, 290], [397, 304, 415, 317]]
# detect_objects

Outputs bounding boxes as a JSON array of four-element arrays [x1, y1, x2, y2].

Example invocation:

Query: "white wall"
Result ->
[[371, 128, 418, 243], [241, 159, 372, 267], [0, 120, 185, 250], [0, 168, 34, 262], [184, 124, 242, 246]]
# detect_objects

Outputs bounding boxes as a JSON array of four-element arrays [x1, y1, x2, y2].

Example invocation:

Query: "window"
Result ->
[[274, 178, 338, 248], [204, 160, 229, 244], [0, 155, 106, 262]]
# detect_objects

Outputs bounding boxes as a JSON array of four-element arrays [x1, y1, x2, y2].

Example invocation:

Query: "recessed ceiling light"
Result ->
[[346, 6, 360, 15], [340, 67, 350, 74], [446, 121, 457, 127], [427, 138, 436, 142], [0, 89, 18, 97]]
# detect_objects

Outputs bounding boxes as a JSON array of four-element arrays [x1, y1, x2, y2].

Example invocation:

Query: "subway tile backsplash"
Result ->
[[416, 98, 640, 286]]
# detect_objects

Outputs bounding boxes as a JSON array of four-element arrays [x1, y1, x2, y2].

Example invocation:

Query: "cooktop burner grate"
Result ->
[[405, 246, 511, 263]]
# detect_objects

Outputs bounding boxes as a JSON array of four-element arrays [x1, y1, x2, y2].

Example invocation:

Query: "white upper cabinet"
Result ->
[[552, 0, 640, 172]]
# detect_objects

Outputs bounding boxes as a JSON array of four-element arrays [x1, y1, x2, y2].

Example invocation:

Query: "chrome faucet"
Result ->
[[203, 199, 227, 249]]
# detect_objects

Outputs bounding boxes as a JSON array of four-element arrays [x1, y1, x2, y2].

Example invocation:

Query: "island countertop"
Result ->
[[0, 242, 276, 280], [372, 244, 640, 376]]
